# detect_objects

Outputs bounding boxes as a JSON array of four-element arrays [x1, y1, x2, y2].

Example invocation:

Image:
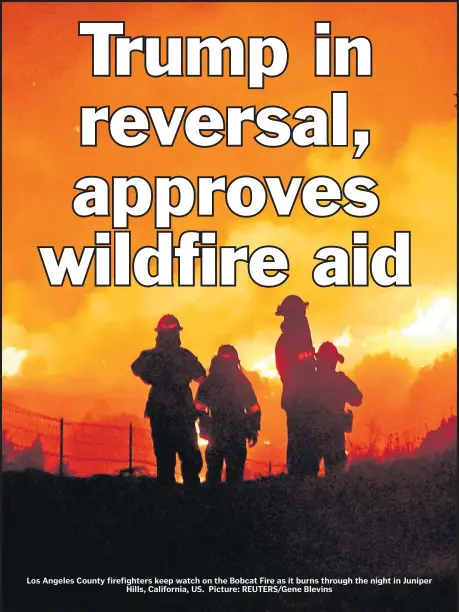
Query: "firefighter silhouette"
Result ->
[[275, 295, 317, 477], [312, 342, 363, 476], [196, 345, 261, 485], [131, 314, 206, 486]]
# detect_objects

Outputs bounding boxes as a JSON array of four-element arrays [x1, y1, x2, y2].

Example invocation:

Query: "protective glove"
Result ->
[[343, 409, 354, 433], [247, 433, 258, 448]]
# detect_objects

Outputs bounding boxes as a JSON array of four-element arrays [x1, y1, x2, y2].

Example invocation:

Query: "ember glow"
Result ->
[[2, 347, 28, 378], [401, 297, 457, 341], [364, 294, 457, 364], [251, 356, 279, 380], [196, 422, 208, 448], [1, 2, 456, 463], [250, 295, 457, 380], [249, 326, 354, 379], [333, 328, 352, 349]]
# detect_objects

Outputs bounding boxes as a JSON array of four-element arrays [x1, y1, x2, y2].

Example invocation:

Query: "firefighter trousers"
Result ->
[[205, 438, 247, 485], [286, 411, 346, 478], [149, 418, 202, 486]]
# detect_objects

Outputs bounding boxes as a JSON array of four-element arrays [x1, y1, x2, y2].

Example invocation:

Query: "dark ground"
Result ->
[[2, 453, 457, 611]]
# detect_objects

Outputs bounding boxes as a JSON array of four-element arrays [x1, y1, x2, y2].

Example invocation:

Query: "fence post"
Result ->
[[129, 423, 133, 473], [59, 418, 64, 477]]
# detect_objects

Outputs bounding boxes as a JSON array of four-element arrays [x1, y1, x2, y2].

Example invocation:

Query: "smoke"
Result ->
[[2, 1, 456, 441], [2, 432, 45, 472], [3, 118, 456, 388], [2, 350, 456, 474]]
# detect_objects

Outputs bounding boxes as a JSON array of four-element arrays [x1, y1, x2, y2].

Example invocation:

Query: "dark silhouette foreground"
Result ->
[[131, 314, 206, 487], [3, 452, 456, 612], [196, 345, 261, 485]]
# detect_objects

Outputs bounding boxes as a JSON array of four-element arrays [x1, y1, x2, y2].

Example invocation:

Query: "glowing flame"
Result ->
[[2, 347, 28, 377], [196, 422, 208, 447], [251, 329, 353, 378], [401, 297, 457, 340], [364, 295, 457, 363], [333, 326, 352, 348], [251, 355, 278, 379]]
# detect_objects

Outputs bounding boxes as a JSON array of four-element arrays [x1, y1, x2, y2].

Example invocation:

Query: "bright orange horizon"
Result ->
[[2, 2, 457, 453]]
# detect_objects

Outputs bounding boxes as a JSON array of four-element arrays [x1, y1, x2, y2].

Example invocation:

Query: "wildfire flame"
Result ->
[[251, 328, 353, 379], [251, 355, 278, 379], [401, 297, 457, 340], [196, 422, 208, 447], [251, 296, 456, 377], [333, 327, 352, 348], [2, 347, 28, 377]]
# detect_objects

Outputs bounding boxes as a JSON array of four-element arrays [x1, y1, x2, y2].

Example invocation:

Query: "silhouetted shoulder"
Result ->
[[131, 349, 159, 384], [337, 372, 363, 407], [131, 349, 151, 373], [195, 376, 216, 406], [179, 348, 206, 380], [237, 372, 258, 408], [180, 348, 199, 360]]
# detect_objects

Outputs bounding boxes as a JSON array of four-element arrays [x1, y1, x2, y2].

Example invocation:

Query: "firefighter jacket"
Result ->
[[313, 369, 363, 431], [196, 369, 261, 442], [131, 347, 205, 421], [275, 317, 316, 410]]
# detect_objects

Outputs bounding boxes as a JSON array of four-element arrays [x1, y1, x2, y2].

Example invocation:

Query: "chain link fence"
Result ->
[[2, 402, 285, 479]]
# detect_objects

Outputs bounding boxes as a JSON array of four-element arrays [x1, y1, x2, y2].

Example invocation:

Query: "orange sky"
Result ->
[[2, 2, 457, 429]]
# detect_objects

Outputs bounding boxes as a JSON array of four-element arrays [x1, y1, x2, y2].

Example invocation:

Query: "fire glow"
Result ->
[[2, 347, 28, 378], [250, 296, 456, 380], [401, 297, 457, 341]]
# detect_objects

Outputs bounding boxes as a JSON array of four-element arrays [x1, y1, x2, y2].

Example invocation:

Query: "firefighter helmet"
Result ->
[[217, 345, 240, 363], [317, 341, 344, 363], [275, 295, 309, 316], [155, 314, 183, 332]]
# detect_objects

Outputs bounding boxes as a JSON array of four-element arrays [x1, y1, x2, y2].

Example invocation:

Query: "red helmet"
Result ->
[[276, 295, 309, 316], [317, 342, 344, 363], [217, 345, 240, 363], [155, 314, 182, 332]]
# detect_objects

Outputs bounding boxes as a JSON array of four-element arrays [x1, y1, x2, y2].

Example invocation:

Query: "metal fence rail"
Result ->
[[2, 403, 61, 473], [2, 402, 284, 479]]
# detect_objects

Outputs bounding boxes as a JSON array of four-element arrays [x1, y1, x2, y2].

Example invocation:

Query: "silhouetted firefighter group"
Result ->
[[131, 296, 363, 486]]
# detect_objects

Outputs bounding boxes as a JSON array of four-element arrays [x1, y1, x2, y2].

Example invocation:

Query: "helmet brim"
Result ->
[[317, 352, 344, 363], [275, 301, 309, 316]]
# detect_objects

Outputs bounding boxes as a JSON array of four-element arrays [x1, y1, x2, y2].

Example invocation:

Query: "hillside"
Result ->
[[3, 453, 456, 612]]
